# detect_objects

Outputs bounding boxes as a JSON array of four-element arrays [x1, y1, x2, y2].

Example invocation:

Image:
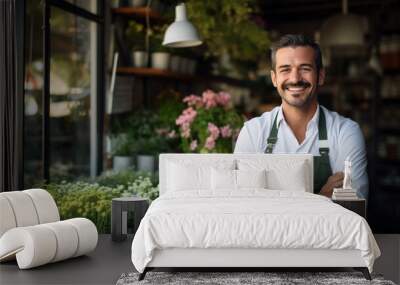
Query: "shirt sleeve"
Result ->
[[234, 122, 258, 153], [336, 120, 369, 199]]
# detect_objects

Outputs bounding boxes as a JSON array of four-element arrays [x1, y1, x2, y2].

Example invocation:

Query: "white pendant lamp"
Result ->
[[162, 3, 202, 48], [320, 0, 368, 47]]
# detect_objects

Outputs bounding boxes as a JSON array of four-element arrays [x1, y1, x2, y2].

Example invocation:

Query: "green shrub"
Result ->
[[43, 171, 159, 233]]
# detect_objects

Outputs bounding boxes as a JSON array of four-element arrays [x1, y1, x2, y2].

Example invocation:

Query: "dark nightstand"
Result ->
[[332, 198, 366, 218], [111, 197, 149, 242]]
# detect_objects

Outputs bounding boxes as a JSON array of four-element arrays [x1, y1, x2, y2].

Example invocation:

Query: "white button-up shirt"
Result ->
[[234, 105, 368, 199]]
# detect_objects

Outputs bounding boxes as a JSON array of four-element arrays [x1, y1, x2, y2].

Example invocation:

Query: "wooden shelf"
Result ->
[[112, 7, 164, 22], [378, 127, 400, 135], [325, 76, 374, 85], [117, 67, 195, 81], [377, 159, 400, 167], [383, 69, 400, 75], [380, 98, 400, 105], [116, 67, 263, 88]]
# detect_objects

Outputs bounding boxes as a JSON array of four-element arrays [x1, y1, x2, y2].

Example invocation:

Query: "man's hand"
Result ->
[[320, 172, 344, 198]]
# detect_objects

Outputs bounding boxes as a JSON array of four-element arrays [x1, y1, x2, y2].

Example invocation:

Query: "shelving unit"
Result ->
[[116, 66, 262, 88], [112, 7, 164, 22], [117, 67, 195, 80], [367, 2, 400, 234]]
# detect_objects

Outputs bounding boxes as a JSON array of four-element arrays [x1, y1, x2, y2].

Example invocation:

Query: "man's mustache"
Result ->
[[283, 81, 311, 89]]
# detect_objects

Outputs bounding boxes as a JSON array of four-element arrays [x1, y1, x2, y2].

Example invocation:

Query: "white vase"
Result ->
[[133, 51, 149, 68], [130, 0, 146, 7], [137, 155, 155, 172], [113, 156, 134, 172], [151, 52, 170, 70]]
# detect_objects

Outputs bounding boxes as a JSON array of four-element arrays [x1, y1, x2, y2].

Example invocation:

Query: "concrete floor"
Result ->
[[0, 235, 134, 285], [1, 234, 399, 285]]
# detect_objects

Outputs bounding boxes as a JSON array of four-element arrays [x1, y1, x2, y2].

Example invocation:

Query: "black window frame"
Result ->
[[40, 0, 105, 182]]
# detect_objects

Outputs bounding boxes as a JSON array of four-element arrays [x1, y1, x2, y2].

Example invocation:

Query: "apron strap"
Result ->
[[265, 112, 279, 153], [314, 108, 332, 193], [318, 108, 329, 156], [265, 106, 330, 155]]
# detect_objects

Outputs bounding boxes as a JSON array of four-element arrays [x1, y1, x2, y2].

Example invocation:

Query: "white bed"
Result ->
[[131, 154, 380, 280]]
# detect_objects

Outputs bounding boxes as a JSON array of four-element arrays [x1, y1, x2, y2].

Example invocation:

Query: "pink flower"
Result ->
[[216, 91, 231, 107], [208, 122, 220, 140], [190, 140, 198, 151], [202, 89, 218, 109], [220, 125, 232, 138], [183, 95, 203, 108], [167, 130, 177, 138], [176, 107, 197, 126], [204, 136, 215, 150], [180, 123, 191, 138]]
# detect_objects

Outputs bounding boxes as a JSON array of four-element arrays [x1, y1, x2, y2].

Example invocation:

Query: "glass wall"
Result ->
[[24, 2, 44, 187], [24, 0, 103, 186], [49, 6, 98, 181]]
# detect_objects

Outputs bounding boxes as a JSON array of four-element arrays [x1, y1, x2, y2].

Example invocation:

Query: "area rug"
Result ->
[[116, 271, 396, 285]]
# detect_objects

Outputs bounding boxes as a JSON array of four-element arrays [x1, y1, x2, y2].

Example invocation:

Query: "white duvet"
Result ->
[[131, 190, 380, 273]]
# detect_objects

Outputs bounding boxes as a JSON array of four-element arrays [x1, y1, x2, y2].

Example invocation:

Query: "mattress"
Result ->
[[131, 190, 380, 273]]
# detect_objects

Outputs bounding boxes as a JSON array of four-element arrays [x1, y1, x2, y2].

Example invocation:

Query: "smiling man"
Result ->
[[234, 34, 368, 199]]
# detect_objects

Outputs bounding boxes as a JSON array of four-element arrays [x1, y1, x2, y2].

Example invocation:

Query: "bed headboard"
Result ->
[[158, 153, 314, 195]]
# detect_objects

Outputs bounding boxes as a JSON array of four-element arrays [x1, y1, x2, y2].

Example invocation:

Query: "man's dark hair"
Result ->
[[270, 34, 323, 72]]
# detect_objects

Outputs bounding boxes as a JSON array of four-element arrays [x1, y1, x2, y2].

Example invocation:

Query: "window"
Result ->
[[24, 0, 104, 186]]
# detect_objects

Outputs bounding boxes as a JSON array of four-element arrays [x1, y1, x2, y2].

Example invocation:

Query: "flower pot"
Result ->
[[132, 51, 149, 68], [170, 55, 182, 72], [151, 52, 170, 70], [130, 0, 146, 7], [187, 59, 197, 75], [113, 156, 134, 172], [179, 57, 190, 74], [137, 155, 155, 172]]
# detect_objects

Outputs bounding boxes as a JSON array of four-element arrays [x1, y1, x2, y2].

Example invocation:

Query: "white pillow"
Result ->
[[237, 158, 309, 192], [211, 168, 267, 190], [265, 162, 308, 191], [167, 159, 235, 192], [211, 168, 236, 190], [236, 169, 267, 189]]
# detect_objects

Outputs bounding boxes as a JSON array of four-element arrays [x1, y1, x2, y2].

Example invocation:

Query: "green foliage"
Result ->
[[157, 90, 185, 127], [44, 170, 159, 233], [112, 134, 133, 156], [149, 24, 169, 52], [111, 108, 181, 155], [185, 0, 270, 73], [125, 21, 146, 50], [95, 169, 158, 188]]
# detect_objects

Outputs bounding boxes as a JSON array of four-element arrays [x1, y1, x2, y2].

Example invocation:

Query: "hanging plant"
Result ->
[[184, 0, 270, 75]]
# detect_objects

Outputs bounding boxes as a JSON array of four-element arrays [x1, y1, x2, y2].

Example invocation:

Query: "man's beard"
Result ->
[[279, 80, 316, 108]]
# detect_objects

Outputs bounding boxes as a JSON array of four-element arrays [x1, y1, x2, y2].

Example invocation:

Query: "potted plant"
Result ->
[[183, 0, 270, 78], [112, 133, 134, 172], [126, 22, 148, 68], [132, 137, 164, 172], [150, 25, 171, 70], [175, 89, 244, 153], [124, 110, 169, 172]]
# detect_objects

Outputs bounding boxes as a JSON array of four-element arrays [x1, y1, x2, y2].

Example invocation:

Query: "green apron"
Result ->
[[265, 108, 332, 193]]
